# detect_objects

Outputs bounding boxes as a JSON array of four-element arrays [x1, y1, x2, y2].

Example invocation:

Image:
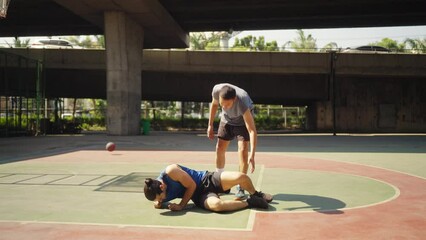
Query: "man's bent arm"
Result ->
[[165, 165, 196, 210]]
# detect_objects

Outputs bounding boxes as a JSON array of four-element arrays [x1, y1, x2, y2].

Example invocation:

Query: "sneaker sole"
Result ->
[[234, 195, 247, 201]]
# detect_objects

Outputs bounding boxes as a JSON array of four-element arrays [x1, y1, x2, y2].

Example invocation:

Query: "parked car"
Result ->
[[30, 39, 82, 49], [342, 45, 391, 53]]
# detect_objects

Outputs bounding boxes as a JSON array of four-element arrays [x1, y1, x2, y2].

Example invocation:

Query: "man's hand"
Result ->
[[208, 98, 219, 140], [154, 201, 162, 209], [168, 203, 184, 211], [249, 155, 255, 173], [207, 125, 215, 140]]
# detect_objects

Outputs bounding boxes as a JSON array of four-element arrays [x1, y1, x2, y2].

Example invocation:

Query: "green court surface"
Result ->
[[279, 152, 426, 179], [0, 153, 398, 230]]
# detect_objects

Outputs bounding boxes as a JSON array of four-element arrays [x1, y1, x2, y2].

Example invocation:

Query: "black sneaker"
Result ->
[[247, 195, 269, 209], [252, 191, 273, 203]]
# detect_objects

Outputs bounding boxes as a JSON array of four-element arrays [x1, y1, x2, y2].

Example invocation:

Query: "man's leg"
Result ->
[[235, 140, 249, 199], [220, 171, 273, 203], [220, 171, 256, 193], [238, 140, 250, 174], [216, 138, 230, 171], [204, 193, 248, 212]]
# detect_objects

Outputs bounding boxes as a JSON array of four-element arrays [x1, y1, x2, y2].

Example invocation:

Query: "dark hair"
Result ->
[[219, 86, 236, 100], [144, 178, 163, 201]]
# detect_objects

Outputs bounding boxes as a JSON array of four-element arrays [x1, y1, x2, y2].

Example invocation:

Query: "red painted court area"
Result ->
[[0, 152, 426, 240]]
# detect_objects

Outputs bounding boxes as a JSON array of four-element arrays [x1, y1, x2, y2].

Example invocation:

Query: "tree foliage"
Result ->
[[370, 38, 405, 52], [404, 38, 426, 53], [189, 32, 221, 50], [232, 35, 279, 51]]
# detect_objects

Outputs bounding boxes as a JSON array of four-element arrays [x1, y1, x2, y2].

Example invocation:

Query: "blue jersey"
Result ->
[[157, 165, 207, 203]]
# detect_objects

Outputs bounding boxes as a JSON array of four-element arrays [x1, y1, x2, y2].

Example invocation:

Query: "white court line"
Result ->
[[0, 219, 253, 232], [246, 165, 265, 229]]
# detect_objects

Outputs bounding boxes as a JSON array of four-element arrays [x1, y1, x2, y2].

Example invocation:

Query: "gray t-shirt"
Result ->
[[212, 83, 254, 126]]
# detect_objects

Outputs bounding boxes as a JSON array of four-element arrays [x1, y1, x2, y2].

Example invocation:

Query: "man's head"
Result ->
[[144, 178, 165, 201], [219, 86, 236, 110]]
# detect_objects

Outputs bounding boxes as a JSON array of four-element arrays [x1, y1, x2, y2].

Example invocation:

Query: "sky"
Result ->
[[1, 25, 425, 49], [230, 25, 426, 49]]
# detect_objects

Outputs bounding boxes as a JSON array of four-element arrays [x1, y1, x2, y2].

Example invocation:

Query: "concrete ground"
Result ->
[[0, 132, 425, 239]]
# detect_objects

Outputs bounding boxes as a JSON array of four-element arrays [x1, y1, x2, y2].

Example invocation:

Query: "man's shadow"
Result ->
[[160, 194, 346, 215], [267, 194, 346, 214], [160, 203, 213, 216]]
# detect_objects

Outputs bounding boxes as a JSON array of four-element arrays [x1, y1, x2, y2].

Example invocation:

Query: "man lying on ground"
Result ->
[[144, 164, 273, 212]]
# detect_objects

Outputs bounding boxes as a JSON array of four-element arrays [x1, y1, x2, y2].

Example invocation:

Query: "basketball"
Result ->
[[106, 142, 116, 152]]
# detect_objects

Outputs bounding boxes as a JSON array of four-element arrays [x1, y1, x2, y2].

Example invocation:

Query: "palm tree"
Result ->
[[320, 42, 339, 52], [283, 29, 317, 52], [10, 37, 30, 48], [404, 38, 426, 53], [65, 35, 104, 49]]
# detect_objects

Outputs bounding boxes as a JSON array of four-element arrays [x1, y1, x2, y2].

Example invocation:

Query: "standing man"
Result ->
[[207, 83, 257, 199]]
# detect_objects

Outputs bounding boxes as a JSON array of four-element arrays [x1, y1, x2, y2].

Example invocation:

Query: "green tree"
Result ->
[[94, 35, 105, 49], [189, 32, 221, 50], [232, 35, 279, 51], [233, 35, 254, 50], [404, 38, 426, 53], [283, 30, 317, 52], [66, 35, 104, 49], [371, 38, 405, 52]]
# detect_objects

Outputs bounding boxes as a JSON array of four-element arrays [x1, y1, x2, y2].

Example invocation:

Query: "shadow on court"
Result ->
[[268, 193, 346, 214]]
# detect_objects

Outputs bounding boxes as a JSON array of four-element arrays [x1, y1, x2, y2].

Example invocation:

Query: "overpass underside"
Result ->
[[1, 49, 426, 133]]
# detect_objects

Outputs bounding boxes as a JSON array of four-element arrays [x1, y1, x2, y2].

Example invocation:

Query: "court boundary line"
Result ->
[[259, 167, 401, 214], [264, 152, 426, 181]]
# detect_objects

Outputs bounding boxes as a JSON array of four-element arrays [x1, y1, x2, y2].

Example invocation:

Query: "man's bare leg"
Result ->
[[235, 140, 250, 198], [204, 194, 248, 212], [238, 140, 249, 174], [216, 138, 230, 171], [220, 171, 272, 203], [220, 171, 255, 193]]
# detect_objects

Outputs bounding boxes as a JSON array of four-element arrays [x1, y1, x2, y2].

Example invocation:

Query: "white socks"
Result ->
[[216, 168, 224, 174]]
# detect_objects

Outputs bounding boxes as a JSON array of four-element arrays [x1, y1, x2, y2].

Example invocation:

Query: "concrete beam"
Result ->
[[335, 53, 426, 76], [4, 49, 426, 77], [54, 0, 189, 48]]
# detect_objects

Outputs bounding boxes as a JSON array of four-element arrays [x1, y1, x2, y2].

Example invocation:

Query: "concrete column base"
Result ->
[[104, 11, 143, 135]]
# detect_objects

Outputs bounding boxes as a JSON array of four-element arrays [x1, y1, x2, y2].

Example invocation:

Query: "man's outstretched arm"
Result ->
[[207, 98, 219, 140], [243, 109, 257, 173]]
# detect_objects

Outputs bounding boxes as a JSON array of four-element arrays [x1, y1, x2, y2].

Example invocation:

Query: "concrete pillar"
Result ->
[[104, 11, 143, 135]]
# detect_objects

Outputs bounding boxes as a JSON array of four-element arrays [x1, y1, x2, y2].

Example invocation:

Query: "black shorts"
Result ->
[[192, 172, 227, 209], [217, 121, 250, 141]]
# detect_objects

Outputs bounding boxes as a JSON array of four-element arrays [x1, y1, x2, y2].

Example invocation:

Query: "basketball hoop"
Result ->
[[0, 0, 11, 18]]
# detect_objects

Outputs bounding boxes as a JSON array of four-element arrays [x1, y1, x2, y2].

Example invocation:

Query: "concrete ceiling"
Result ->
[[1, 0, 426, 49]]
